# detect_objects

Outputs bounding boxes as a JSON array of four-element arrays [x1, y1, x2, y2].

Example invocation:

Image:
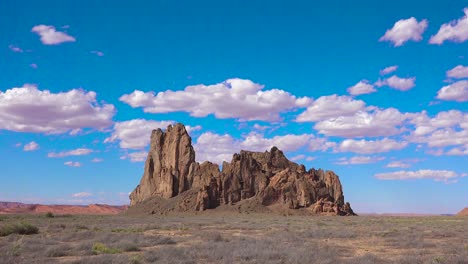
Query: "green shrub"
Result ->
[[91, 242, 122, 255], [0, 222, 39, 236], [45, 212, 55, 218]]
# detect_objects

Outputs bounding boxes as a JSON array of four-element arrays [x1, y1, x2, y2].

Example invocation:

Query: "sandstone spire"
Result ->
[[129, 123, 355, 215]]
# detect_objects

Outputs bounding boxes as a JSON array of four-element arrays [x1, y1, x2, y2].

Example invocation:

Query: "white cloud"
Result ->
[[446, 146, 468, 156], [447, 65, 468, 79], [91, 158, 103, 163], [386, 161, 411, 168], [429, 8, 468, 45], [347, 81, 376, 96], [23, 141, 39, 151], [337, 138, 408, 154], [194, 132, 239, 164], [379, 17, 428, 47], [8, 44, 23, 53], [48, 148, 93, 158], [380, 65, 398, 75], [410, 110, 465, 136], [375, 169, 461, 183], [64, 161, 81, 167], [194, 132, 313, 164], [125, 151, 148, 162], [90, 50, 104, 56], [240, 133, 312, 152], [410, 128, 468, 148], [29, 63, 38, 69], [375, 75, 416, 91], [436, 80, 468, 102], [336, 156, 385, 165], [72, 192, 92, 198], [31, 25, 76, 45], [120, 78, 312, 121], [309, 137, 337, 152], [105, 119, 201, 150], [253, 124, 270, 131], [290, 154, 305, 161], [314, 108, 408, 138], [0, 85, 115, 134], [296, 95, 365, 122]]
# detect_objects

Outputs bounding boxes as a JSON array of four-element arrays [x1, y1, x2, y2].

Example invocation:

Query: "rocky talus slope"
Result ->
[[129, 123, 355, 216]]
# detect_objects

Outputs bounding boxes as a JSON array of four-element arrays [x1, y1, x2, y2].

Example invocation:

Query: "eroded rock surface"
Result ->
[[129, 123, 355, 215]]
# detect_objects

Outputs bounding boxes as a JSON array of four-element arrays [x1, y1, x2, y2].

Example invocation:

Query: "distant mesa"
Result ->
[[0, 202, 127, 215], [457, 207, 468, 216], [128, 123, 355, 216]]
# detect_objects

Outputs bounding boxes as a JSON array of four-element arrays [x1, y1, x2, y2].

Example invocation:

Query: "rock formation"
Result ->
[[129, 123, 355, 216], [457, 207, 468, 216]]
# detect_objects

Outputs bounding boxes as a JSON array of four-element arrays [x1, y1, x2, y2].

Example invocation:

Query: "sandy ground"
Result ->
[[0, 213, 466, 263]]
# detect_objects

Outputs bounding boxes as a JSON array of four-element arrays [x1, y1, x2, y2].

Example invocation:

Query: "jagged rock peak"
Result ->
[[130, 123, 198, 205], [129, 123, 355, 216]]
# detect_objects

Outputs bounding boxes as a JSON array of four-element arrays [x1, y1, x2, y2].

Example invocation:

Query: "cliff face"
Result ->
[[129, 123, 355, 216]]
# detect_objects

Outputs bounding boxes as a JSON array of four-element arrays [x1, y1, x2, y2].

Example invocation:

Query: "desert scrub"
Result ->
[[45, 212, 55, 218], [0, 222, 39, 236], [91, 242, 122, 254]]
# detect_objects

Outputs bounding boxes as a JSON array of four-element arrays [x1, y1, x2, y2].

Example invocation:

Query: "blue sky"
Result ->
[[1, 0, 467, 214]]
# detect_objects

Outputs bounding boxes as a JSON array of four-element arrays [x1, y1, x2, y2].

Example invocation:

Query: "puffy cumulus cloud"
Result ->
[[296, 95, 365, 122], [48, 148, 93, 158], [104, 119, 201, 150], [194, 132, 314, 164], [347, 81, 376, 96], [91, 158, 103, 163], [380, 65, 398, 75], [23, 141, 39, 151], [194, 132, 240, 164], [64, 161, 81, 167], [0, 85, 115, 134], [447, 65, 468, 79], [410, 110, 465, 136], [386, 161, 411, 168], [314, 108, 408, 138], [105, 119, 174, 149], [31, 25, 76, 45], [375, 169, 463, 183], [120, 78, 311, 121], [410, 128, 468, 148], [336, 156, 385, 165], [379, 17, 428, 47], [429, 8, 468, 44], [240, 133, 312, 152], [375, 75, 416, 91], [309, 137, 337, 152], [436, 80, 468, 102], [72, 192, 92, 198], [337, 138, 408, 154], [446, 146, 468, 156]]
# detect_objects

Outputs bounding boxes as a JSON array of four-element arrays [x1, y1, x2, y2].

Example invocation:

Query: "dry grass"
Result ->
[[0, 213, 466, 263]]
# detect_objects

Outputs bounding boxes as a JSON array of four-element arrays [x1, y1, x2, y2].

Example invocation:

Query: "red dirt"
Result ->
[[0, 201, 127, 215]]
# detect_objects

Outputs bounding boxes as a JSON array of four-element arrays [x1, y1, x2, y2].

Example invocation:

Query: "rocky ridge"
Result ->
[[129, 123, 355, 216]]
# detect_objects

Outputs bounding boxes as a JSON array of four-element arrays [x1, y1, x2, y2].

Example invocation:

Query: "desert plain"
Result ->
[[0, 212, 467, 264]]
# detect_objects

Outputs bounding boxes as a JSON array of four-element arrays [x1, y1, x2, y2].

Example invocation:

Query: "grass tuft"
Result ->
[[0, 222, 39, 236], [91, 242, 122, 255]]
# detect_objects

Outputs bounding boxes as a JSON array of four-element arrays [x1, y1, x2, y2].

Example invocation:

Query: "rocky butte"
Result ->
[[128, 123, 355, 216]]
